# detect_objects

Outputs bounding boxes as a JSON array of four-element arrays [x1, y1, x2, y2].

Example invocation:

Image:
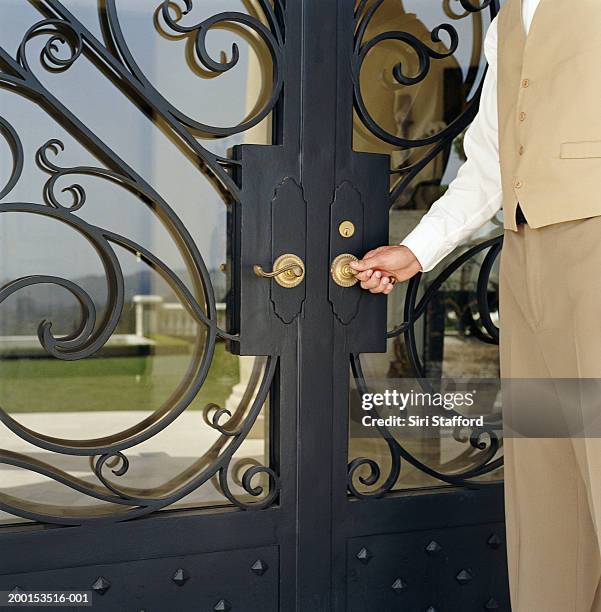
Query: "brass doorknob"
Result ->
[[253, 253, 305, 288], [331, 253, 359, 287]]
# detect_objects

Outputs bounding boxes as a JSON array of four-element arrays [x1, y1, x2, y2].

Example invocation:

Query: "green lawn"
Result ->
[[0, 343, 240, 414]]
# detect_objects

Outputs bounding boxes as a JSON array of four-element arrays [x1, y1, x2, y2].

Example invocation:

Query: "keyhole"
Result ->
[[338, 220, 355, 238]]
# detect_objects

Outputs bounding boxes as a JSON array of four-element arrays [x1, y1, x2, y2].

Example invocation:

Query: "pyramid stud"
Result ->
[[356, 547, 373, 564], [456, 569, 474, 585], [91, 576, 111, 596], [214, 600, 232, 611], [484, 598, 500, 609], [426, 607, 438, 612], [487, 533, 503, 549], [251, 559, 268, 576], [425, 540, 442, 555], [172, 568, 190, 586], [391, 577, 407, 592]]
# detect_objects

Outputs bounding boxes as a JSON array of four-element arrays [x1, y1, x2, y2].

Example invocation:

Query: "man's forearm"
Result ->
[[400, 18, 502, 273]]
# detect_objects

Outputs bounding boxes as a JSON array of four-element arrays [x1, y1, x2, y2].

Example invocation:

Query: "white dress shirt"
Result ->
[[401, 0, 541, 272]]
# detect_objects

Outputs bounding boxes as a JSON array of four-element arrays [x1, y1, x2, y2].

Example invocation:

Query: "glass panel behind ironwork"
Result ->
[[349, 0, 503, 495], [0, 0, 282, 525]]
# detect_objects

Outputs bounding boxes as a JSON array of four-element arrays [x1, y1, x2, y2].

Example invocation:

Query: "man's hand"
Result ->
[[349, 245, 422, 294]]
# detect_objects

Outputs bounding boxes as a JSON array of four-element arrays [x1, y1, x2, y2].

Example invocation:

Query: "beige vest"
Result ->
[[498, 0, 601, 230]]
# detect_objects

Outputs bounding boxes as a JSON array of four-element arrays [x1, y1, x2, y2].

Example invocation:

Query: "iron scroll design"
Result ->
[[0, 0, 284, 525], [353, 0, 499, 203], [349, 0, 503, 497], [349, 238, 503, 498]]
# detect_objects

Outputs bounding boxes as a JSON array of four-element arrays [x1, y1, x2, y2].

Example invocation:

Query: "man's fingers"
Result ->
[[350, 252, 389, 272], [354, 269, 373, 282], [350, 257, 376, 272], [352, 246, 420, 290], [360, 270, 382, 290], [369, 275, 391, 294]]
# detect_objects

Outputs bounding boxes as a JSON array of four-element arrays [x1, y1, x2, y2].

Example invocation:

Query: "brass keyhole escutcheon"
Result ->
[[331, 253, 359, 288], [253, 253, 305, 288], [338, 220, 355, 238]]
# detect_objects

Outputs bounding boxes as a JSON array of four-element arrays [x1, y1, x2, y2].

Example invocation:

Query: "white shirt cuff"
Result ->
[[400, 224, 454, 273]]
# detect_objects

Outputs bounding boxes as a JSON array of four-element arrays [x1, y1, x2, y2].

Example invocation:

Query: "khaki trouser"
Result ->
[[500, 217, 601, 611]]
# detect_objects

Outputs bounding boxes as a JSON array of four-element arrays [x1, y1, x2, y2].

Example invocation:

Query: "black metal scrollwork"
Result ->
[[349, 0, 503, 497], [353, 0, 497, 202], [0, 116, 24, 200], [354, 16, 460, 146], [0, 0, 283, 525], [458, 0, 495, 12], [156, 0, 284, 137]]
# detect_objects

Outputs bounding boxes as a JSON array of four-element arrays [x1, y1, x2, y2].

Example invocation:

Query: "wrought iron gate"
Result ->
[[0, 1, 508, 610]]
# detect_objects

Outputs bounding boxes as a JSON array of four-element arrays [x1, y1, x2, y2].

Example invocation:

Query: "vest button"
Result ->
[[519, 112, 527, 121], [522, 79, 530, 88], [519, 145, 525, 155], [514, 179, 523, 189]]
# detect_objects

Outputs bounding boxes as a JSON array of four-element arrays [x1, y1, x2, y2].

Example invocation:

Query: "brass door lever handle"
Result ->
[[254, 263, 302, 279], [253, 253, 305, 288]]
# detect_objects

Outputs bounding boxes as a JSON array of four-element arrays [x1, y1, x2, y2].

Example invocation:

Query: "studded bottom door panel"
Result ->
[[1, 546, 278, 612], [347, 523, 510, 612]]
